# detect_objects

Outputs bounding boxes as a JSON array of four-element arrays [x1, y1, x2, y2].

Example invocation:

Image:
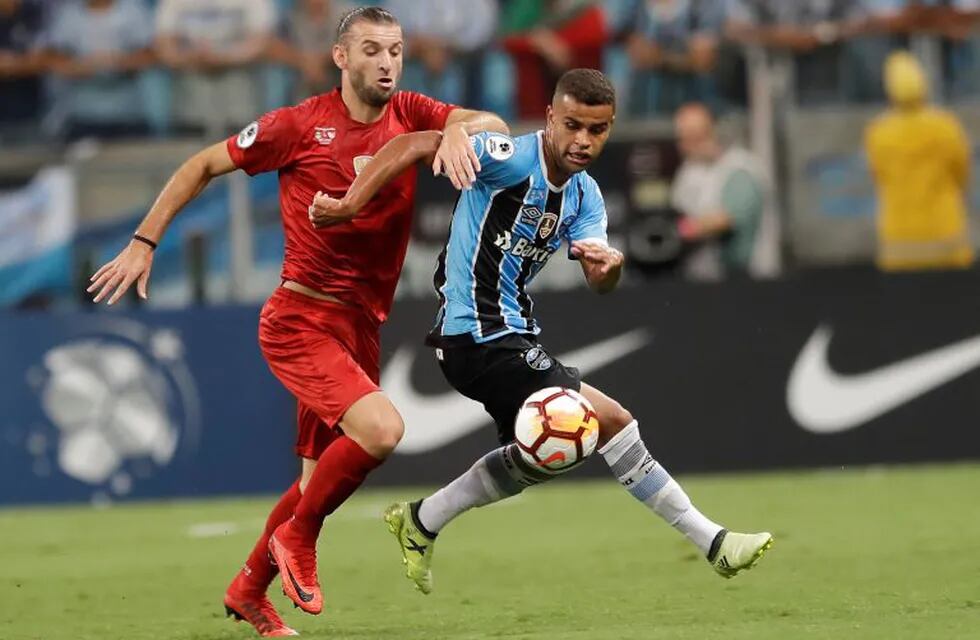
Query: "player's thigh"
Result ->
[[355, 324, 382, 385], [440, 341, 582, 444], [338, 391, 404, 458], [578, 383, 635, 445], [295, 401, 344, 461], [260, 319, 378, 436]]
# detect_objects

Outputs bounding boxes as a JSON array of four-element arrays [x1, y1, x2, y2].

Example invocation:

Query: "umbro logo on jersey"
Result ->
[[519, 205, 542, 224], [314, 126, 337, 146]]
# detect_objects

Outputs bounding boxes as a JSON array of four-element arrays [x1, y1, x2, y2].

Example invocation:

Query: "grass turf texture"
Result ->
[[2, 464, 979, 640]]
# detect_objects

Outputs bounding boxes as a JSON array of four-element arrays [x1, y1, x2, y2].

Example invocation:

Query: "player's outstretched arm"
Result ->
[[435, 109, 509, 190], [88, 142, 238, 305], [309, 131, 443, 228], [571, 240, 624, 295]]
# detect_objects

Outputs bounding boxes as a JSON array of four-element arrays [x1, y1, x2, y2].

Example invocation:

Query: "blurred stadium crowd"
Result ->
[[1, 0, 979, 309], [1, 0, 979, 142]]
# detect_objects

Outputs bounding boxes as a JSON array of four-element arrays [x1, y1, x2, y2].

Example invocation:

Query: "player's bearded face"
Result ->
[[337, 25, 404, 108], [545, 95, 615, 175]]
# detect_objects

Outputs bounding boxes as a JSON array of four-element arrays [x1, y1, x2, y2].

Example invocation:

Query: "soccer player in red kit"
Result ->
[[88, 7, 507, 636]]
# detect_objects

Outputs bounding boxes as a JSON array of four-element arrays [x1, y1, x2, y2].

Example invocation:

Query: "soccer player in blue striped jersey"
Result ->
[[310, 69, 773, 592]]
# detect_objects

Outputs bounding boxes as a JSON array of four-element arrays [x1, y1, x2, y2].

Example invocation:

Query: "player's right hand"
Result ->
[[309, 191, 355, 228], [87, 241, 154, 305]]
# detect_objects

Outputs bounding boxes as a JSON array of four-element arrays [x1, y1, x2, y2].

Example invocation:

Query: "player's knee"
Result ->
[[604, 401, 634, 431], [362, 412, 404, 456], [597, 402, 634, 446], [375, 414, 405, 453]]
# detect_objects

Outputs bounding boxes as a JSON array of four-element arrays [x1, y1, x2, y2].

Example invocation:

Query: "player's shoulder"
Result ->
[[572, 170, 602, 199], [389, 90, 442, 115], [471, 130, 536, 167], [391, 90, 426, 106], [288, 91, 339, 120]]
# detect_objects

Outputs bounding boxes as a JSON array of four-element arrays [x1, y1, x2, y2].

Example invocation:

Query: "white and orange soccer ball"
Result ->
[[514, 387, 600, 473]]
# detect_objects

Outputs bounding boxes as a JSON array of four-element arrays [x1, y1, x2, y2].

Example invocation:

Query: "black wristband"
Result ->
[[133, 234, 158, 250]]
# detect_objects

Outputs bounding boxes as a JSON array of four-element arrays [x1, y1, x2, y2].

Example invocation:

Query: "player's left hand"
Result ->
[[309, 191, 355, 228], [570, 240, 624, 276], [433, 123, 479, 191]]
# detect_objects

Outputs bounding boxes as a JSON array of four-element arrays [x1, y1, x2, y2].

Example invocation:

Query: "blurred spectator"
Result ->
[[866, 51, 973, 271], [0, 0, 44, 133], [45, 0, 159, 139], [267, 0, 353, 102], [501, 0, 609, 119], [939, 0, 980, 99], [670, 103, 777, 280], [625, 0, 726, 115], [725, 0, 866, 104], [155, 0, 276, 136], [842, 1, 912, 103], [386, 0, 498, 106]]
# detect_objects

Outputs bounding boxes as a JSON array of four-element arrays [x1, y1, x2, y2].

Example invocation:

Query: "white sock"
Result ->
[[416, 443, 552, 535], [599, 421, 723, 555]]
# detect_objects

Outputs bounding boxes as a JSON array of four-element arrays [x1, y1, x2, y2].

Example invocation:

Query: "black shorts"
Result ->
[[436, 334, 582, 444]]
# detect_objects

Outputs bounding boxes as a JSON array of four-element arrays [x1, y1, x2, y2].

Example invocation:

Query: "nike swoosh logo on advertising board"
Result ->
[[386, 329, 652, 454], [787, 325, 980, 433]]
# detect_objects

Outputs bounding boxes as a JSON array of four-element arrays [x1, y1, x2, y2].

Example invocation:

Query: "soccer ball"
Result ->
[[514, 387, 600, 473]]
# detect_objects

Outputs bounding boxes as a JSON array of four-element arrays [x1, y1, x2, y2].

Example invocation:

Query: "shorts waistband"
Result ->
[[271, 285, 378, 327]]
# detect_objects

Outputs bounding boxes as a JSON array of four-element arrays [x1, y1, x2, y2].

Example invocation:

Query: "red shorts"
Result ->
[[258, 287, 381, 460]]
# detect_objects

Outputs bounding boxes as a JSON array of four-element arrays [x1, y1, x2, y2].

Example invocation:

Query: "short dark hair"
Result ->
[[336, 6, 399, 41], [554, 69, 616, 109]]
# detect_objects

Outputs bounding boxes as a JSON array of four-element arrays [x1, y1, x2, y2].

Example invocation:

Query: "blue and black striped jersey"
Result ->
[[426, 130, 608, 346]]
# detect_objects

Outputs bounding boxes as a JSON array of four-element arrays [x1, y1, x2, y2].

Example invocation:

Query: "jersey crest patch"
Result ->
[[314, 126, 337, 146], [486, 135, 515, 161], [237, 121, 259, 149], [536, 212, 559, 240], [353, 155, 373, 175]]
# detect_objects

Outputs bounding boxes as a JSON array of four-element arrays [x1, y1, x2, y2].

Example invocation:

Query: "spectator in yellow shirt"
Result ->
[[865, 51, 973, 271]]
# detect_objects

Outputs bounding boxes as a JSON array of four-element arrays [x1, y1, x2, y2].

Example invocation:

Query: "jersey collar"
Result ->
[[536, 131, 570, 193], [331, 87, 389, 127]]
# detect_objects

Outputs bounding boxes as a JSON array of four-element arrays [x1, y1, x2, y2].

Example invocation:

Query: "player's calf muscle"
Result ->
[[299, 458, 317, 493]]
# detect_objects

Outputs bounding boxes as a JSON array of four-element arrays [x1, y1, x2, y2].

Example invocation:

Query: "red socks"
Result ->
[[238, 480, 302, 593], [290, 436, 382, 540]]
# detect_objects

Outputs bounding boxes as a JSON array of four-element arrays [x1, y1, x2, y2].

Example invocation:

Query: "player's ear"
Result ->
[[332, 43, 347, 70]]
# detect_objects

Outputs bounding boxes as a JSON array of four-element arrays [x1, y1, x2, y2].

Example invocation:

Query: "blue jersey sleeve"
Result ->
[[469, 132, 535, 190], [565, 176, 609, 248]]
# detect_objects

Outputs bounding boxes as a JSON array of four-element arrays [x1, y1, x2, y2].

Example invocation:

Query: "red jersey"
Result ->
[[226, 88, 454, 323]]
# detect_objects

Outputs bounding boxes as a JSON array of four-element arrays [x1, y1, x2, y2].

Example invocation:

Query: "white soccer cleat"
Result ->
[[708, 530, 773, 578]]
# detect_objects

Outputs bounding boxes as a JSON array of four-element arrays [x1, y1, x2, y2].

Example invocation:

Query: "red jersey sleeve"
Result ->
[[394, 91, 456, 132], [226, 106, 305, 176]]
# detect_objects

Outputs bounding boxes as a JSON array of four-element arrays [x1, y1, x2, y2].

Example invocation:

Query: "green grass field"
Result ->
[[3, 464, 979, 640]]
